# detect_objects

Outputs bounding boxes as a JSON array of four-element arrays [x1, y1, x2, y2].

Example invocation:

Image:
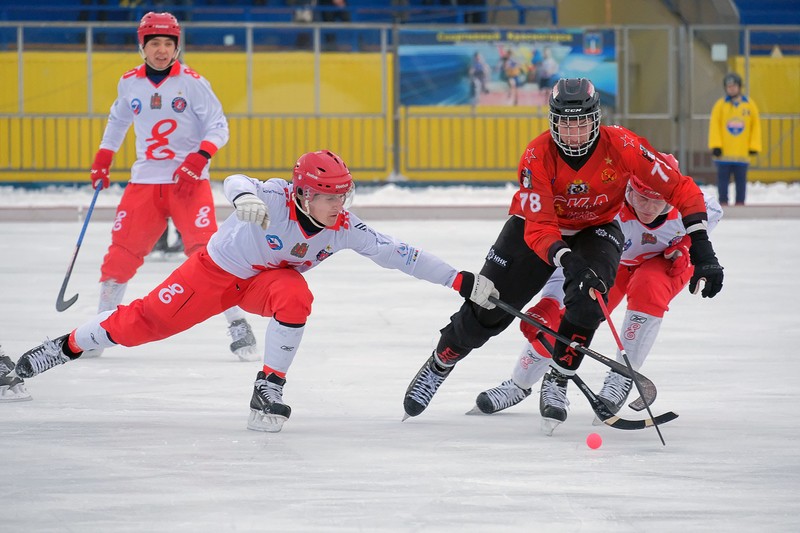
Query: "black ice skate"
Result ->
[[592, 370, 634, 426], [247, 371, 292, 433], [539, 370, 569, 436], [228, 318, 258, 362], [469, 379, 532, 415], [15, 335, 76, 379], [0, 349, 31, 402], [403, 352, 454, 419]]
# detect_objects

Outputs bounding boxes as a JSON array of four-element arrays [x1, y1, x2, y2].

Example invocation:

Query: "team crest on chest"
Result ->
[[265, 234, 283, 250], [171, 97, 187, 113], [150, 93, 162, 110], [601, 168, 617, 183], [567, 180, 589, 195], [641, 232, 657, 245], [316, 245, 333, 262], [290, 242, 309, 258]]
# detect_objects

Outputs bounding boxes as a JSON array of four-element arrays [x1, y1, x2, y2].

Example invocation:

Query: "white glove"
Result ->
[[233, 193, 269, 230], [456, 271, 499, 310]]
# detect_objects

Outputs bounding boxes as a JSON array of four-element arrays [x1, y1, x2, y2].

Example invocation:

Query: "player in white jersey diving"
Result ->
[[471, 153, 723, 435], [86, 11, 256, 361], [11, 150, 499, 433]]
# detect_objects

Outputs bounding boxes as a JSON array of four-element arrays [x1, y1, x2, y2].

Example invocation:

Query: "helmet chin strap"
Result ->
[[293, 192, 327, 229]]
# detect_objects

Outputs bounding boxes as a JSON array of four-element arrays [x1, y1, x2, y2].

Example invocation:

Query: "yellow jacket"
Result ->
[[708, 95, 762, 163]]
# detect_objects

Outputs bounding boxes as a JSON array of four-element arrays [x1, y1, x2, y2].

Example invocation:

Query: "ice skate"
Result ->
[[0, 374, 32, 402], [228, 318, 258, 361], [0, 349, 32, 401], [247, 371, 291, 433], [468, 379, 531, 415], [15, 335, 75, 379], [539, 370, 569, 436], [593, 370, 633, 426], [403, 352, 453, 419]]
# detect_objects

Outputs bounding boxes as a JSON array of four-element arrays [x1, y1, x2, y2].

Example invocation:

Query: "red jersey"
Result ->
[[508, 125, 708, 262]]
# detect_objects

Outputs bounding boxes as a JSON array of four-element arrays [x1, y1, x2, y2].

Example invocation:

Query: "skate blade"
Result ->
[[0, 386, 33, 402], [540, 417, 563, 436], [247, 410, 287, 433], [81, 348, 104, 359], [465, 405, 490, 415], [232, 347, 260, 363]]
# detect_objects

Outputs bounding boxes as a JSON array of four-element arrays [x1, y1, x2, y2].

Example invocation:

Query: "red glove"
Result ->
[[173, 152, 209, 198], [90, 148, 114, 190], [519, 297, 564, 359], [664, 234, 692, 277]]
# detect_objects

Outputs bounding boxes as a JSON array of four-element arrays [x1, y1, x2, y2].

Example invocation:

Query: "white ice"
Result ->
[[1, 185, 799, 531]]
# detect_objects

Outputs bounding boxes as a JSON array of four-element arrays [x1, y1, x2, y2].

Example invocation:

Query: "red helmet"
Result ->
[[137, 12, 181, 48], [293, 150, 353, 197], [625, 152, 678, 222]]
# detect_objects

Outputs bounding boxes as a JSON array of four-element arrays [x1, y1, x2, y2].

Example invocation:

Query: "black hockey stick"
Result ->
[[536, 336, 678, 430], [488, 295, 656, 408], [570, 372, 678, 430], [595, 292, 668, 445], [56, 184, 102, 312]]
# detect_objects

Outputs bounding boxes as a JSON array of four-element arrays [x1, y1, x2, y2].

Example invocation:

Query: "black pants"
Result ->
[[435, 216, 623, 369]]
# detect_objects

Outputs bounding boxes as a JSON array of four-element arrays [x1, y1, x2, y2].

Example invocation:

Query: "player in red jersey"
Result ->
[[403, 78, 724, 420]]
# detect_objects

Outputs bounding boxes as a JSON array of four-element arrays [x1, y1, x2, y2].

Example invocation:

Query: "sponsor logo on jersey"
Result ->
[[290, 242, 309, 258], [520, 167, 532, 188], [594, 227, 621, 248], [601, 167, 617, 183], [641, 232, 657, 245], [726, 118, 745, 136], [171, 97, 187, 113], [150, 93, 162, 110], [158, 283, 185, 304], [567, 180, 589, 195], [316, 245, 333, 262], [622, 238, 632, 252], [131, 98, 142, 115], [486, 247, 509, 268], [265, 234, 283, 250]]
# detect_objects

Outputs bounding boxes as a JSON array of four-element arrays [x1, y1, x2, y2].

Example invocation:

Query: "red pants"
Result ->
[[101, 249, 313, 347], [607, 256, 693, 318], [100, 182, 217, 283]]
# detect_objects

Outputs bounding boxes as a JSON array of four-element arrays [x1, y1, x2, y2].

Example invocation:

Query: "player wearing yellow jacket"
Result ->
[[708, 72, 762, 205]]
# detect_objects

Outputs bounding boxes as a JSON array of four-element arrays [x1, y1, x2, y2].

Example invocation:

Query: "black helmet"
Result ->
[[549, 78, 601, 156], [723, 72, 742, 88]]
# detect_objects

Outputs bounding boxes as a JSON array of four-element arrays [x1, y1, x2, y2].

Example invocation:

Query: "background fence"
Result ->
[[0, 21, 798, 185]]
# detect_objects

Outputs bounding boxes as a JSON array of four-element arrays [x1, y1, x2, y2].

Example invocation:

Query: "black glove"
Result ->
[[712, 148, 722, 157], [560, 251, 608, 298], [749, 150, 758, 156], [688, 231, 724, 298]]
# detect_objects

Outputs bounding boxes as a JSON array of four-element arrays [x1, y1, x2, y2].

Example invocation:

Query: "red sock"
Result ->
[[263, 365, 286, 378]]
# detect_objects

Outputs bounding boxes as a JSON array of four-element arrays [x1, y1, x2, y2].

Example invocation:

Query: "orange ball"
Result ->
[[586, 433, 602, 449]]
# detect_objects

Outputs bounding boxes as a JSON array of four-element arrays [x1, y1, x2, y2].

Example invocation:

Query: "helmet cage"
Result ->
[[549, 78, 601, 157]]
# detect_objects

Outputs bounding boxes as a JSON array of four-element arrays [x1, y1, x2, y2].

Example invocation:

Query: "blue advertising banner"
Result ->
[[398, 28, 617, 109]]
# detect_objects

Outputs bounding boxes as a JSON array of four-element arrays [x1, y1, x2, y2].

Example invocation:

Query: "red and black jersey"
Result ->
[[508, 124, 708, 263]]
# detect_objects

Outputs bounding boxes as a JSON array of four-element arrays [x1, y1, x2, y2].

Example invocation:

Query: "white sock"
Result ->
[[223, 306, 245, 323], [617, 310, 662, 370], [73, 310, 117, 352], [98, 280, 127, 313], [511, 342, 553, 390], [263, 319, 305, 374]]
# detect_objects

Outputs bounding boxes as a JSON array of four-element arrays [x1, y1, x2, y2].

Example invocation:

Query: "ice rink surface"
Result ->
[[1, 211, 799, 531]]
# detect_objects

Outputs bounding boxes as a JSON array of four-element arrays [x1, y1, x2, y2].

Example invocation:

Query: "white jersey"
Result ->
[[206, 176, 460, 288], [618, 190, 722, 266], [541, 191, 723, 299], [99, 61, 229, 184]]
